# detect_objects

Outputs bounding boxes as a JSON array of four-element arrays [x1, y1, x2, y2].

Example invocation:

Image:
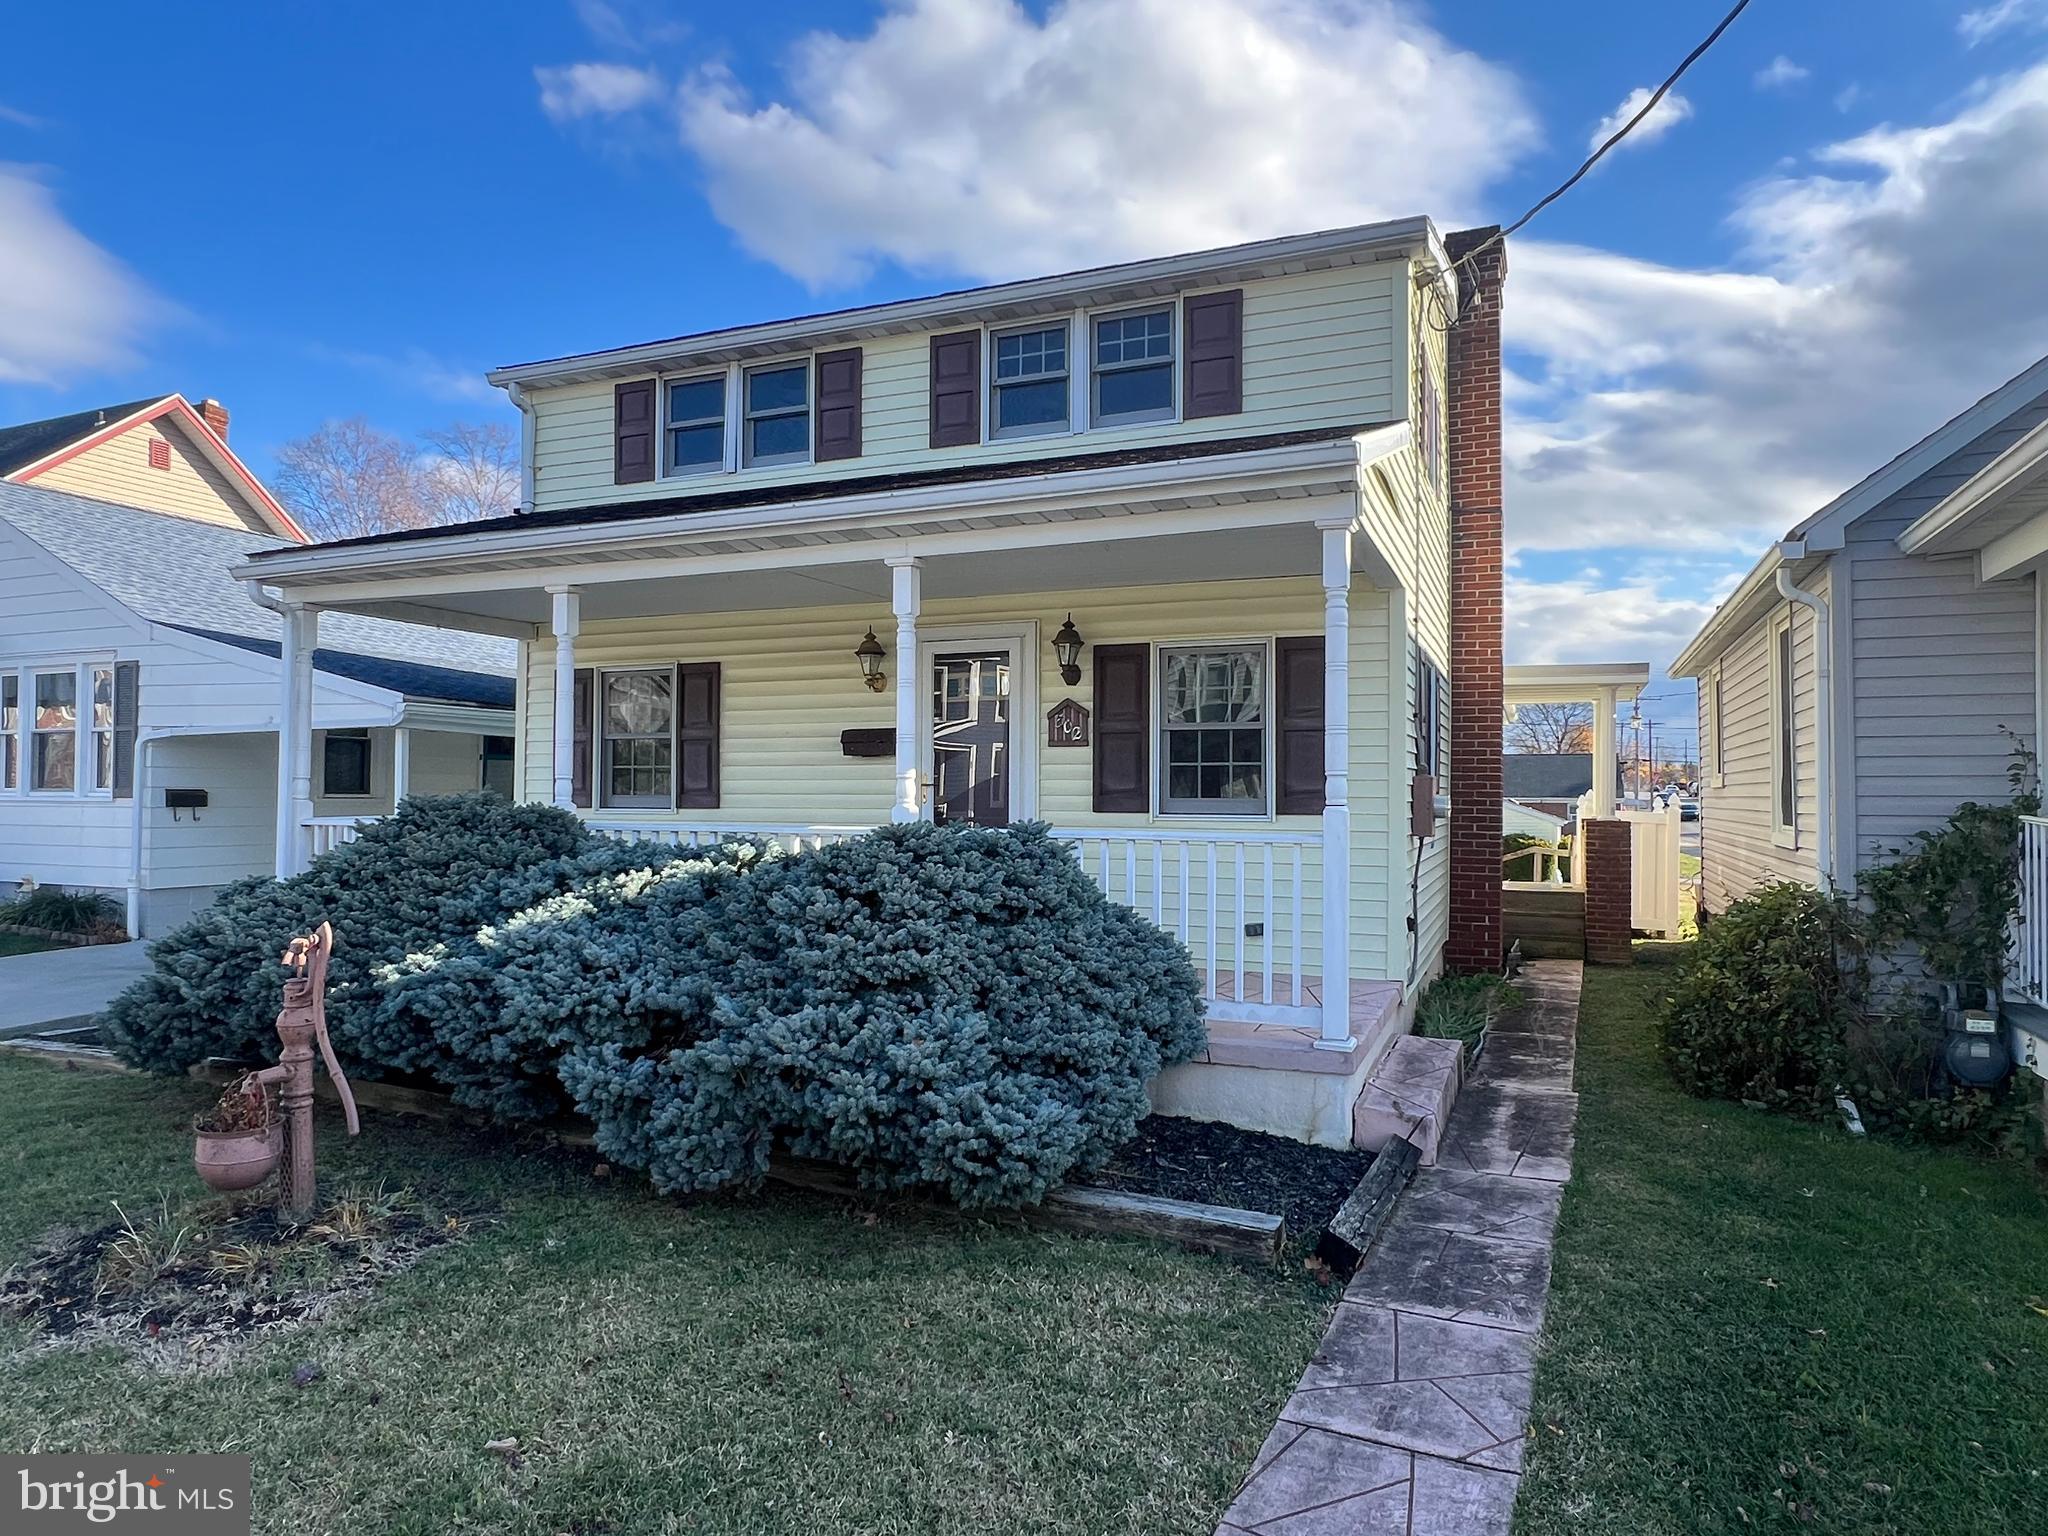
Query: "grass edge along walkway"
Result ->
[[1515, 942, 2048, 1536]]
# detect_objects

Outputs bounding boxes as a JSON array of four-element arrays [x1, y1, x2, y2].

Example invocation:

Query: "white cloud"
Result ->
[[0, 103, 43, 130], [1752, 55, 1809, 91], [543, 0, 1536, 288], [1587, 85, 1692, 152], [1505, 60, 2048, 562], [0, 164, 160, 386], [310, 344, 500, 405], [1505, 566, 1733, 668], [1960, 0, 2048, 45], [535, 61, 665, 123], [1833, 82, 1864, 113]]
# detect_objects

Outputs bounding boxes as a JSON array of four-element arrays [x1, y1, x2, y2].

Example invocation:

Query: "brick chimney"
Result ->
[[197, 397, 230, 442], [1443, 227, 1506, 973]]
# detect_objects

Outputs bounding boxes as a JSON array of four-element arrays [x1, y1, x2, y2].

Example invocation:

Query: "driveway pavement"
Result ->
[[0, 940, 151, 1039]]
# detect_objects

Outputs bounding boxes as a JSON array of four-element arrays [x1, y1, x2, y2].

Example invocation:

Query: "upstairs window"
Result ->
[[990, 323, 1070, 438], [32, 670, 76, 791], [666, 375, 727, 475], [743, 363, 810, 467], [601, 668, 674, 809], [1159, 644, 1266, 815], [1092, 307, 1175, 426]]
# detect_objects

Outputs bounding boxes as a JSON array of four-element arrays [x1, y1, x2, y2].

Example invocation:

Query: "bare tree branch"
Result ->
[[273, 418, 520, 540], [1506, 700, 1595, 756], [418, 421, 520, 523]]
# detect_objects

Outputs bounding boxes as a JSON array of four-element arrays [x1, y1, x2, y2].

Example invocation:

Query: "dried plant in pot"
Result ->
[[193, 1075, 280, 1193]]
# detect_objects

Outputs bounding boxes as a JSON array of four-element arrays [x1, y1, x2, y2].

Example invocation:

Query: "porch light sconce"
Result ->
[[855, 627, 888, 692], [1053, 614, 1086, 687]]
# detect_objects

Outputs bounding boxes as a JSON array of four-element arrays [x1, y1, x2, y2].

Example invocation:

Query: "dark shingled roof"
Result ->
[[172, 627, 515, 710], [1503, 754, 1628, 802], [0, 397, 168, 477], [250, 421, 1384, 559]]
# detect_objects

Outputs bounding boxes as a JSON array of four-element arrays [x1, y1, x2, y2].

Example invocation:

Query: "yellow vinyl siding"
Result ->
[[27, 417, 270, 532], [528, 264, 1402, 513], [520, 575, 1400, 979]]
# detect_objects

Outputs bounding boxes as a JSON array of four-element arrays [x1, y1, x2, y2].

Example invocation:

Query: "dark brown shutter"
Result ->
[[929, 330, 981, 448], [571, 667, 594, 808], [111, 660, 140, 800], [1275, 636, 1324, 815], [613, 379, 656, 484], [674, 662, 721, 809], [1092, 643, 1149, 814], [1183, 289, 1244, 419], [814, 348, 863, 462]]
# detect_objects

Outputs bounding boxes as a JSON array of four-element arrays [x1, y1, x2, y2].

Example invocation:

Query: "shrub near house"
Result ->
[[104, 797, 1204, 1206]]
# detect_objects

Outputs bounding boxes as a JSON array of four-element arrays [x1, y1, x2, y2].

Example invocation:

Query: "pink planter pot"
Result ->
[[194, 1122, 281, 1192]]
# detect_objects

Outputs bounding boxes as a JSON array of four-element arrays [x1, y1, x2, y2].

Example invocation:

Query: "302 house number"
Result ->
[[1046, 698, 1090, 747]]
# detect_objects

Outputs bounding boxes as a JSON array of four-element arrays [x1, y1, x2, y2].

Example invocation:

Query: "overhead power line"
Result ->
[[1442, 0, 1756, 285]]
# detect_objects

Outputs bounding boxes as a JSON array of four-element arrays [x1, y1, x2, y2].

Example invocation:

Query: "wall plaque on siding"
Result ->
[[1046, 698, 1091, 747], [841, 728, 895, 759]]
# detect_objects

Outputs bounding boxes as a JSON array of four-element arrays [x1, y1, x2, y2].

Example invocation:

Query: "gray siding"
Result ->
[[1842, 397, 2047, 876]]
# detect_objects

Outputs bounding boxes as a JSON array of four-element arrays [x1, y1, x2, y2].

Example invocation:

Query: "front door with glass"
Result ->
[[930, 651, 1011, 826]]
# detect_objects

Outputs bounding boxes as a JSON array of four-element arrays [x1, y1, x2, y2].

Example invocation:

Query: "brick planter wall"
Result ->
[[1444, 226, 1507, 972], [1582, 818, 1634, 966]]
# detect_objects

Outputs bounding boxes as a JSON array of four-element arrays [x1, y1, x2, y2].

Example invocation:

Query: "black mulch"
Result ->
[[1086, 1115, 1374, 1249]]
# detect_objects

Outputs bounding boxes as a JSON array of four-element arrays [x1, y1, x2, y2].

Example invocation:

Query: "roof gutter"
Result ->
[[1774, 540, 1836, 889]]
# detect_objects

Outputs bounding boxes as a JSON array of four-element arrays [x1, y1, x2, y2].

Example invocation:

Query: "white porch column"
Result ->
[[287, 606, 318, 875], [1317, 520, 1353, 1047], [887, 556, 922, 823], [391, 725, 411, 806], [1591, 685, 1618, 819], [274, 603, 303, 878], [548, 586, 581, 809]]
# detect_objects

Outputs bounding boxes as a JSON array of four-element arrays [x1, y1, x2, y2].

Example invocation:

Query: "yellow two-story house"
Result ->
[[240, 218, 1509, 1148]]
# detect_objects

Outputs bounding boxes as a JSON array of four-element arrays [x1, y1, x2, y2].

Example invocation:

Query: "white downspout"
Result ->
[[1774, 542, 1834, 889], [507, 382, 537, 514]]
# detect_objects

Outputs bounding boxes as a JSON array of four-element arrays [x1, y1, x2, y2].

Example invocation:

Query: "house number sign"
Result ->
[[1046, 698, 1090, 747]]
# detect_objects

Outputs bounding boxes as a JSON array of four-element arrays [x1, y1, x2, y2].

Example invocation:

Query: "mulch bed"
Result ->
[[1088, 1115, 1373, 1249]]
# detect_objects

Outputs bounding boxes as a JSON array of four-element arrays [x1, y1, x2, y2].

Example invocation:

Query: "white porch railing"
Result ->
[[2013, 815, 2048, 1005], [306, 816, 373, 857], [302, 814, 1329, 1032], [1049, 827, 1321, 1028]]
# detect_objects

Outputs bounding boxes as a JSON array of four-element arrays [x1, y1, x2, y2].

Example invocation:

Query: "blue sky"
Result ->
[[6, 0, 2048, 761]]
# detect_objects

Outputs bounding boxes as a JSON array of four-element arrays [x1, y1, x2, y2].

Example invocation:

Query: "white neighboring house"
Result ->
[[0, 399, 517, 937], [1673, 354, 2048, 927]]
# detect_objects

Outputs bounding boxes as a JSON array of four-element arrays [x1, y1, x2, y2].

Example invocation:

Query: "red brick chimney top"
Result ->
[[197, 397, 230, 443]]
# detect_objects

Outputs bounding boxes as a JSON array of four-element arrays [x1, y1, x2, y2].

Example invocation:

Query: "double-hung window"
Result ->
[[743, 363, 810, 467], [666, 375, 727, 475], [1770, 616, 1796, 839], [0, 675, 15, 790], [1092, 306, 1175, 426], [1413, 652, 1445, 778], [990, 323, 1070, 437], [89, 667, 114, 791], [31, 671, 76, 792], [1159, 644, 1267, 815], [601, 668, 674, 809]]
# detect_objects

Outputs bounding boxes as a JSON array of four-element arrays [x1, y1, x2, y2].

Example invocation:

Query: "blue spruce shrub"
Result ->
[[554, 822, 1206, 1207], [102, 794, 610, 1074]]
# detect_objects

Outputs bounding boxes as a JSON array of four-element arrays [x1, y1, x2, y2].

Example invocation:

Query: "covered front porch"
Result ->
[[243, 429, 1440, 1144]]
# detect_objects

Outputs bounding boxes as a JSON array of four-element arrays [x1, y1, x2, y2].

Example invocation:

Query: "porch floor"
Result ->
[[1198, 975, 1404, 1075]]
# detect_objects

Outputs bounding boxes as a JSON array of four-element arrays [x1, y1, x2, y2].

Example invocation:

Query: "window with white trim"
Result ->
[[600, 668, 674, 809], [665, 375, 727, 475], [742, 363, 810, 467], [0, 674, 15, 790], [1770, 616, 1795, 837], [1159, 644, 1267, 815], [1708, 666, 1724, 780], [1091, 306, 1175, 426], [1420, 360, 1443, 492], [989, 322, 1070, 438], [1413, 651, 1445, 778], [89, 666, 114, 791], [31, 670, 76, 792]]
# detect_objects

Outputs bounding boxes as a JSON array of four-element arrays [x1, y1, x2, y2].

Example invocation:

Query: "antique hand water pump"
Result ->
[[249, 921, 359, 1219]]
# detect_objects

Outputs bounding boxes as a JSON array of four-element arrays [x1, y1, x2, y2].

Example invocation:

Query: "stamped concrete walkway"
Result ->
[[1215, 960, 1583, 1535]]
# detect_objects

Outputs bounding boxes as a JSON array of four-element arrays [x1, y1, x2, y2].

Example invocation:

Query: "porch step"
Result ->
[[1351, 1033, 1464, 1163], [1504, 885, 1584, 961]]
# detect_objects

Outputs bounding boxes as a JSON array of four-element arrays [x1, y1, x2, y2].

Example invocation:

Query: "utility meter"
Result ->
[[1940, 983, 2011, 1089]]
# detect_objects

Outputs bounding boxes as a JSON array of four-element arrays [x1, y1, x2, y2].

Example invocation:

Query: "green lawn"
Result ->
[[0, 1058, 1330, 1535], [1518, 945, 2048, 1536], [0, 932, 60, 957]]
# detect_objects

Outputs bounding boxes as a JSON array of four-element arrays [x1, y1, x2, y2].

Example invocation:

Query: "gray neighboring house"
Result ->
[[1502, 753, 1623, 820], [1673, 354, 2048, 916]]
